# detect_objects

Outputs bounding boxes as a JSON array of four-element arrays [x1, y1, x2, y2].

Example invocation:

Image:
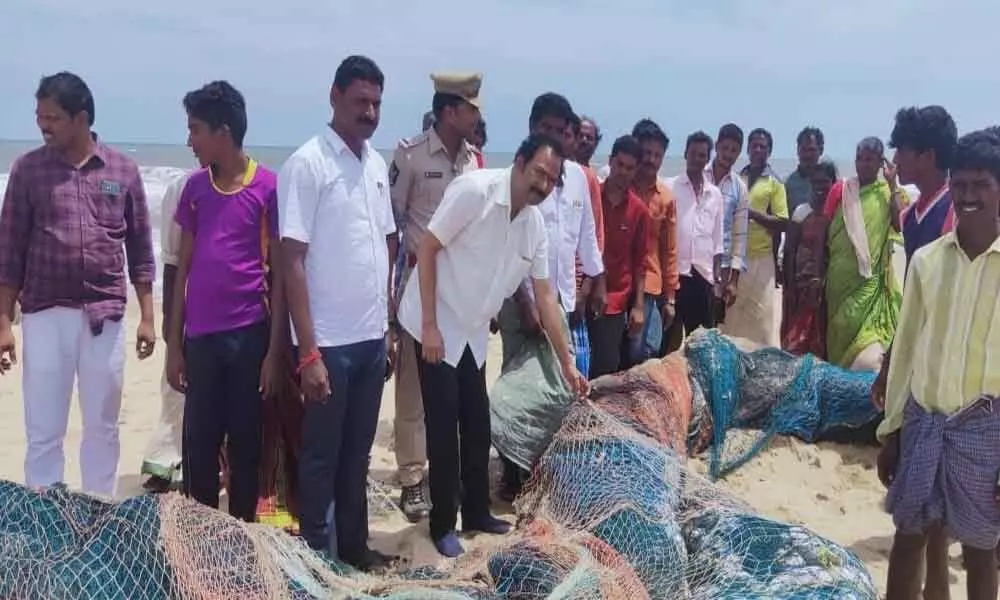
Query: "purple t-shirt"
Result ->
[[175, 159, 278, 337]]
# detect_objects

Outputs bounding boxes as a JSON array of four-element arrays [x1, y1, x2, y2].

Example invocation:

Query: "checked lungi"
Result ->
[[885, 394, 1000, 550]]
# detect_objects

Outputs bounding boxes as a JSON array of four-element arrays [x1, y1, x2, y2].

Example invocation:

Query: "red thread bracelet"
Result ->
[[296, 349, 322, 374]]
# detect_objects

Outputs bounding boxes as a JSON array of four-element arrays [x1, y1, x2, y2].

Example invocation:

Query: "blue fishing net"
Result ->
[[591, 508, 688, 599], [682, 508, 877, 599], [685, 330, 880, 478]]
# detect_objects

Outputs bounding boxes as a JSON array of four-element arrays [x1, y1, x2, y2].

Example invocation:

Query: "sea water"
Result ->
[[1, 139, 866, 299]]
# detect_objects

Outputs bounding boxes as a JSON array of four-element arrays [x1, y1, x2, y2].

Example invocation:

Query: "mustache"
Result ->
[[530, 186, 548, 197], [357, 118, 376, 126]]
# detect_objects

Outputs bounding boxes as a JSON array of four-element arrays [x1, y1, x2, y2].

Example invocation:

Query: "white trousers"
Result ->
[[140, 368, 184, 481], [22, 307, 125, 497]]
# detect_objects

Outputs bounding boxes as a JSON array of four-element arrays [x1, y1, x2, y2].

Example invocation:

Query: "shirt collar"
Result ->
[[941, 231, 1000, 255], [740, 163, 779, 180], [321, 124, 370, 160], [705, 163, 738, 184], [44, 132, 110, 168]]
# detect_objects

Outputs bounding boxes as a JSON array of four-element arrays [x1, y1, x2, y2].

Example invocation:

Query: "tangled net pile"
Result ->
[[0, 331, 878, 599], [685, 330, 881, 478]]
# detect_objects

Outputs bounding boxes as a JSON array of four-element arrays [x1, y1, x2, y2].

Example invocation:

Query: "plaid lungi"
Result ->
[[885, 394, 1000, 550]]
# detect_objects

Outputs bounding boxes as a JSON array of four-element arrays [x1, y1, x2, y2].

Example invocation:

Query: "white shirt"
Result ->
[[667, 173, 725, 282], [398, 168, 548, 368], [159, 171, 193, 267], [278, 127, 396, 348], [528, 161, 603, 312]]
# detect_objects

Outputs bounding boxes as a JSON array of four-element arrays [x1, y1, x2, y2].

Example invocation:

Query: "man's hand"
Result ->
[[871, 362, 889, 409], [661, 301, 676, 330], [421, 323, 445, 364], [0, 322, 16, 375], [385, 328, 398, 381], [883, 158, 898, 191], [560, 360, 589, 398], [259, 350, 283, 399], [165, 345, 186, 393], [628, 304, 645, 338], [300, 358, 331, 403], [588, 280, 607, 317], [136, 318, 156, 360], [877, 431, 900, 489], [724, 279, 739, 307]]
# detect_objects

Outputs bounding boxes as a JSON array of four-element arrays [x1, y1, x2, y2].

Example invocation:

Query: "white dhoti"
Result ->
[[721, 255, 780, 347], [22, 307, 125, 497], [140, 368, 185, 482]]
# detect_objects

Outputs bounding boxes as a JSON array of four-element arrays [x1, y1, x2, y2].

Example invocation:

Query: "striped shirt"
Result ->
[[878, 232, 1000, 441], [706, 165, 750, 271]]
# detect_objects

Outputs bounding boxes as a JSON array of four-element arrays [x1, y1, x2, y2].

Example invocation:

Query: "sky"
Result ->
[[1, 0, 996, 157]]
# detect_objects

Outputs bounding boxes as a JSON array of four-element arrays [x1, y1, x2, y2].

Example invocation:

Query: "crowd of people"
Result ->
[[0, 54, 997, 598]]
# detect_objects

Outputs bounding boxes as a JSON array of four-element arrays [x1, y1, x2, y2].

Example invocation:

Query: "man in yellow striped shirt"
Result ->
[[877, 129, 1000, 600]]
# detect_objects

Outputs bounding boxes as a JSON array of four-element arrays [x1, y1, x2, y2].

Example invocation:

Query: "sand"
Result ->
[[0, 303, 969, 597]]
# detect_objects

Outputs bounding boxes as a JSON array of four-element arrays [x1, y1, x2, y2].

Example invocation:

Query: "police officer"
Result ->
[[389, 71, 483, 523]]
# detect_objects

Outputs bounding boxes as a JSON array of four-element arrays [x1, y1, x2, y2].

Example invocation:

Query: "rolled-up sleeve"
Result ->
[[124, 167, 156, 284], [0, 161, 31, 289]]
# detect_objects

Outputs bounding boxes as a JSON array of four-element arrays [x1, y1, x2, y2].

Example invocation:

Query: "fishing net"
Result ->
[[685, 329, 880, 479], [0, 331, 878, 599]]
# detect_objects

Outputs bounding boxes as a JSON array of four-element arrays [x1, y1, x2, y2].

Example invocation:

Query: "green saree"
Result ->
[[825, 180, 902, 368]]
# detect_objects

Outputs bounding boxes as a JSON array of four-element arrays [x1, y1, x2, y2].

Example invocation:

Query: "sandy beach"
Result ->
[[0, 302, 969, 597]]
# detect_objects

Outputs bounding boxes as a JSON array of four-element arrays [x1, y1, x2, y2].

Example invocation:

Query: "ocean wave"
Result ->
[[0, 165, 189, 299]]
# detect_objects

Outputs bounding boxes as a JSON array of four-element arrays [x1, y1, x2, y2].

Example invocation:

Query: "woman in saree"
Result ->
[[780, 161, 835, 357], [822, 137, 905, 370]]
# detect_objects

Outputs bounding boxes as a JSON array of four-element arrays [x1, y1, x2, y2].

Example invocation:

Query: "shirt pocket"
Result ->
[[85, 180, 126, 228]]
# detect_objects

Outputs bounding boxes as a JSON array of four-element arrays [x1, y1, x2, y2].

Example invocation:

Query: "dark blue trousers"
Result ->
[[297, 338, 386, 563], [182, 321, 268, 522]]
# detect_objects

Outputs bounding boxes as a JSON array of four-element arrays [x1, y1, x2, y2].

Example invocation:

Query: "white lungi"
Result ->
[[22, 307, 126, 497], [140, 369, 184, 482], [721, 255, 780, 347]]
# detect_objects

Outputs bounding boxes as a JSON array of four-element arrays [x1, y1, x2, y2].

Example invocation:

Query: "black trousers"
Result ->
[[182, 321, 268, 522], [414, 343, 491, 540], [665, 272, 717, 349], [588, 312, 627, 379], [297, 338, 386, 563]]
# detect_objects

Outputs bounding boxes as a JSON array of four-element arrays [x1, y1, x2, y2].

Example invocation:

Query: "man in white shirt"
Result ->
[[397, 133, 587, 558], [140, 167, 198, 492], [666, 131, 725, 346], [505, 93, 604, 369], [497, 93, 604, 500], [277, 55, 397, 572]]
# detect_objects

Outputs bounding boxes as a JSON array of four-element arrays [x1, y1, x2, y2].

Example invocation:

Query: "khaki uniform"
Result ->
[[391, 73, 482, 487]]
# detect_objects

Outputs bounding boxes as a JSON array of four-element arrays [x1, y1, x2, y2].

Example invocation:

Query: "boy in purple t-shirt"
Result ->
[[165, 81, 281, 522]]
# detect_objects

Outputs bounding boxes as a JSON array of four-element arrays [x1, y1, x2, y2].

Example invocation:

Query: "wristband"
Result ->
[[296, 349, 322, 374]]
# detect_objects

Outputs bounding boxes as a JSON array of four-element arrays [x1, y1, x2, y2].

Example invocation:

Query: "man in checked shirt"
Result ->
[[0, 72, 157, 498]]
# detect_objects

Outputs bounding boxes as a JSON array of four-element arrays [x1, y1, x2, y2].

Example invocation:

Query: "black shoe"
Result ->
[[399, 482, 430, 523], [346, 548, 397, 573]]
